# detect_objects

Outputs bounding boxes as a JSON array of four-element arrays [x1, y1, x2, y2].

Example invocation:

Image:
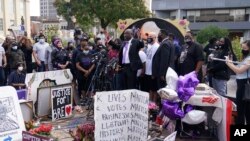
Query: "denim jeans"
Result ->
[[212, 78, 227, 96], [0, 67, 5, 86], [37, 61, 46, 72]]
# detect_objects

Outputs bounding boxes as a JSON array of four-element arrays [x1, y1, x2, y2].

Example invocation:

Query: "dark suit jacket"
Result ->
[[119, 39, 144, 71], [152, 39, 175, 77]]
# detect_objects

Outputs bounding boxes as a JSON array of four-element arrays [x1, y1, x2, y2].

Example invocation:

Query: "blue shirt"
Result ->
[[8, 71, 26, 89], [236, 56, 250, 79]]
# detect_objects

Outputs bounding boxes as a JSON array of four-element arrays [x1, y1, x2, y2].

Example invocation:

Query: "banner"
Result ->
[[51, 86, 73, 121], [94, 89, 149, 141], [22, 131, 53, 141], [0, 86, 25, 141]]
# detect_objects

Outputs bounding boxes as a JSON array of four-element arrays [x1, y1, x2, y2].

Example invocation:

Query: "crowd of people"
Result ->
[[0, 28, 250, 125]]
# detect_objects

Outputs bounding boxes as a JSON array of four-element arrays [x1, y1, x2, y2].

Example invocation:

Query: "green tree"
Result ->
[[196, 25, 229, 44], [232, 36, 242, 61], [54, 0, 150, 30]]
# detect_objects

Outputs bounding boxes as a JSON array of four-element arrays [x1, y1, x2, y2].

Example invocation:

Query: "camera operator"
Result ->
[[76, 38, 95, 105]]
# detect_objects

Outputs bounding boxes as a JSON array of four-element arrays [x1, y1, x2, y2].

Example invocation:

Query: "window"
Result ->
[[230, 9, 246, 21], [215, 10, 230, 14], [20, 0, 25, 18], [10, 20, 15, 26], [8, 0, 15, 16], [0, 18, 3, 31], [0, 0, 2, 14], [187, 10, 200, 22]]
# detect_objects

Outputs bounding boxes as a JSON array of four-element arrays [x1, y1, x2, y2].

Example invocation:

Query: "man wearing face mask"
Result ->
[[76, 38, 95, 104], [152, 29, 175, 91], [33, 34, 49, 72], [45, 35, 58, 71], [92, 38, 106, 54], [8, 62, 26, 90], [9, 42, 26, 72], [145, 32, 159, 101], [97, 29, 106, 45], [178, 32, 204, 82]]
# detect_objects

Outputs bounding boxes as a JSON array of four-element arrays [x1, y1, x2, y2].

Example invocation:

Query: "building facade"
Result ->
[[40, 0, 57, 20], [0, 0, 31, 41], [40, 0, 68, 31], [152, 0, 250, 39]]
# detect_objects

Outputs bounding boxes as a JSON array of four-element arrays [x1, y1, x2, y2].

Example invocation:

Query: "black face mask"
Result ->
[[158, 36, 163, 42], [184, 38, 192, 45], [147, 38, 153, 44], [242, 50, 249, 56]]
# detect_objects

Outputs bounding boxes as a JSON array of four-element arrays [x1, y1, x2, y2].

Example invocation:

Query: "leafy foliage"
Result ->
[[232, 36, 242, 61], [196, 26, 229, 44], [54, 0, 150, 29]]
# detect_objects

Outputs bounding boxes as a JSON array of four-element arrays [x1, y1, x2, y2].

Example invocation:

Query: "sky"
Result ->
[[30, 0, 40, 16]]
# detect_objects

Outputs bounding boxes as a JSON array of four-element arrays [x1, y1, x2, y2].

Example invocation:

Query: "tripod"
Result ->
[[85, 54, 104, 119]]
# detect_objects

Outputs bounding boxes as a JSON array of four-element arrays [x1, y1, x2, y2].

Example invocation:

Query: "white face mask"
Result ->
[[39, 39, 45, 44], [89, 46, 93, 50], [12, 46, 18, 50], [18, 66, 23, 71], [83, 50, 89, 54]]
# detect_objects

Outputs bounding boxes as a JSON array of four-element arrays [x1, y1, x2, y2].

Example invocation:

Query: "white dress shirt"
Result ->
[[122, 38, 132, 64], [145, 42, 159, 75]]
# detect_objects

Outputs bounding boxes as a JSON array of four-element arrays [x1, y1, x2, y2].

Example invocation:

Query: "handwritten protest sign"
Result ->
[[22, 131, 53, 141], [94, 89, 149, 141], [51, 86, 72, 121], [164, 131, 177, 141], [0, 86, 25, 141]]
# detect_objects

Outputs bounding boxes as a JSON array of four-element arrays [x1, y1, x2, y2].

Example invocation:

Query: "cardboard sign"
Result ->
[[51, 86, 73, 121], [22, 131, 53, 141], [94, 89, 149, 141], [0, 86, 26, 141], [25, 69, 73, 103], [164, 131, 177, 141]]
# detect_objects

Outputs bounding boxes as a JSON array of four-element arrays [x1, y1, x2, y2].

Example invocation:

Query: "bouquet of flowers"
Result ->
[[28, 123, 53, 136], [69, 123, 95, 141]]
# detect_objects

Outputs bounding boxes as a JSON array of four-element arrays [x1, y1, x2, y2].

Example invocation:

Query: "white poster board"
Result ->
[[94, 89, 149, 141], [0, 86, 26, 141], [25, 69, 73, 103], [164, 131, 177, 141]]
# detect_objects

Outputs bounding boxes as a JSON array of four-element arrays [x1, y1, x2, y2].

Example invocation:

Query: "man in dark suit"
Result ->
[[118, 29, 144, 89], [152, 29, 175, 90]]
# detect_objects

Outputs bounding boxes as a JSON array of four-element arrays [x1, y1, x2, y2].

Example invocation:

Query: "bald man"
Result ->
[[145, 32, 159, 101], [118, 29, 144, 89]]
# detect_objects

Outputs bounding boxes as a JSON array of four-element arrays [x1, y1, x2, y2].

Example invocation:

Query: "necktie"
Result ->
[[122, 42, 129, 64]]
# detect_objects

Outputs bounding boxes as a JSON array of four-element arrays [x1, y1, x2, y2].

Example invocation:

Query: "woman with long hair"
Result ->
[[19, 37, 33, 73], [208, 37, 233, 96], [226, 40, 250, 124]]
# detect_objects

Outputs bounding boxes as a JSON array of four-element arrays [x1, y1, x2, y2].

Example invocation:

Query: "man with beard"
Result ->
[[178, 32, 204, 82]]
